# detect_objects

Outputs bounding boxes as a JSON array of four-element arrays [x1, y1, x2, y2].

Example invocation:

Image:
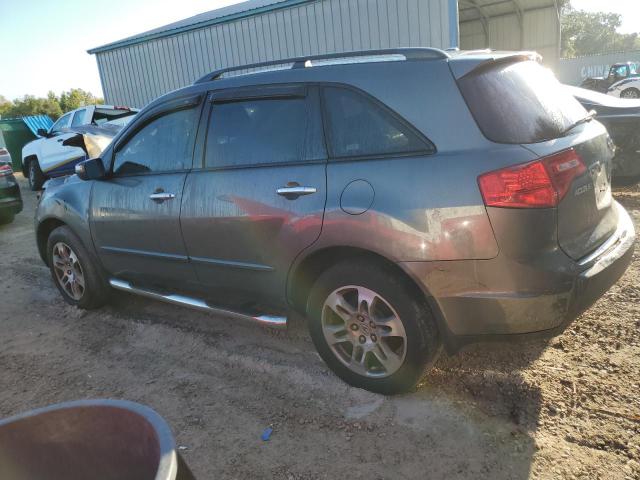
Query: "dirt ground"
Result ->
[[0, 174, 638, 480]]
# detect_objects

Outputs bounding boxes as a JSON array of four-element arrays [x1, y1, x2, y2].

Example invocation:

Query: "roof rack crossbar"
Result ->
[[194, 48, 449, 84]]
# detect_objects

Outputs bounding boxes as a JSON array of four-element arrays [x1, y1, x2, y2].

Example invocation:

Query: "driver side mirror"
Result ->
[[37, 128, 50, 138], [75, 157, 106, 181]]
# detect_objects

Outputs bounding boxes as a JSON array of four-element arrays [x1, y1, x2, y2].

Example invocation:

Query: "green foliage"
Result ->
[[562, 6, 640, 58], [0, 89, 104, 120]]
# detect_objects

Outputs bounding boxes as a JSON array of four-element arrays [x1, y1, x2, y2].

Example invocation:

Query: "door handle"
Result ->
[[276, 186, 317, 199], [149, 192, 176, 202]]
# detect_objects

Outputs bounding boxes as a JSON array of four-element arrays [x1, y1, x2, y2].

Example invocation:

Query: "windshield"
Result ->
[[457, 60, 587, 144]]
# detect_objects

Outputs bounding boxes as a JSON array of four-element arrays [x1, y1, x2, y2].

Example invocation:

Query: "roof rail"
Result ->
[[193, 48, 449, 84]]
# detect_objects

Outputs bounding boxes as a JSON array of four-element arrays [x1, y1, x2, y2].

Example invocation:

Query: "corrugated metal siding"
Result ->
[[460, 6, 560, 66], [95, 0, 451, 107]]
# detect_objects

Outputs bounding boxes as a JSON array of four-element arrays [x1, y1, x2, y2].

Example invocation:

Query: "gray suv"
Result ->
[[35, 49, 635, 394]]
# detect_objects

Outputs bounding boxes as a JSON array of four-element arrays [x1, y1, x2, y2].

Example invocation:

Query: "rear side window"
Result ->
[[113, 107, 198, 175], [322, 86, 432, 158], [458, 60, 587, 144], [205, 94, 325, 168]]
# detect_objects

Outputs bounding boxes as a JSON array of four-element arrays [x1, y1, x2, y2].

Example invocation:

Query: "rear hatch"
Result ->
[[456, 57, 617, 260]]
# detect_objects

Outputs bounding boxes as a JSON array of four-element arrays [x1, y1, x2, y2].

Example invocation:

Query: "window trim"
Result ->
[[199, 85, 326, 171], [108, 94, 203, 177], [319, 83, 437, 161]]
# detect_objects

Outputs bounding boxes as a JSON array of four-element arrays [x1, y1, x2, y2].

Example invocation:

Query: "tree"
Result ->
[[562, 6, 640, 58], [0, 89, 103, 120], [59, 88, 101, 113]]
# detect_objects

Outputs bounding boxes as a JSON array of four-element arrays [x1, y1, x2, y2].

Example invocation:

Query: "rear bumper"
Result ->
[[401, 202, 635, 352], [0, 180, 23, 215]]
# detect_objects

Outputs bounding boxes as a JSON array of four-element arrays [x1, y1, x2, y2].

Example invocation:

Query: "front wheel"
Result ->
[[620, 87, 640, 99], [307, 260, 441, 394], [28, 159, 45, 191], [47, 226, 110, 309]]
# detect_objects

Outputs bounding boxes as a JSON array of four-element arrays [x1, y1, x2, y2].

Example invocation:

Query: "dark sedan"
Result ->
[[568, 85, 640, 184], [0, 158, 23, 224]]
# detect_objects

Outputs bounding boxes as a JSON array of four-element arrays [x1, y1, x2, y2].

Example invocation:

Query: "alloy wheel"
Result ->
[[321, 285, 407, 378], [52, 242, 85, 301]]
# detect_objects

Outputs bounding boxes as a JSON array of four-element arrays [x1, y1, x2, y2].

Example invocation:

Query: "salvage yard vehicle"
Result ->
[[580, 62, 639, 94], [35, 49, 635, 394], [607, 75, 640, 99], [0, 157, 23, 225], [569, 85, 640, 183], [22, 105, 137, 190]]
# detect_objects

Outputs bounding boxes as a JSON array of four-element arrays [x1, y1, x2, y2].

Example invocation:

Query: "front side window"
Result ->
[[322, 87, 432, 158], [51, 113, 72, 133], [113, 107, 198, 175], [71, 110, 86, 127], [205, 94, 325, 168]]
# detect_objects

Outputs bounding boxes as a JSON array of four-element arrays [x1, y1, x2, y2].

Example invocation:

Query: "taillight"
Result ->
[[0, 164, 13, 177], [478, 149, 587, 208]]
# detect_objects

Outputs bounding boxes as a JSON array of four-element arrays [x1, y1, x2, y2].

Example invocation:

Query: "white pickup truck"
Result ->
[[22, 105, 137, 190]]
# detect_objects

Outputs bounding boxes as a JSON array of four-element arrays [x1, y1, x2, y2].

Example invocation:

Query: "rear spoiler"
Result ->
[[449, 51, 542, 80]]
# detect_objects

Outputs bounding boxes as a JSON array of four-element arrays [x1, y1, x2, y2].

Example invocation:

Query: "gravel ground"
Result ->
[[0, 175, 638, 480]]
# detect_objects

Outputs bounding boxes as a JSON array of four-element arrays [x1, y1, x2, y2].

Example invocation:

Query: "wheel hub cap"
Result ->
[[52, 242, 85, 301], [321, 285, 407, 378]]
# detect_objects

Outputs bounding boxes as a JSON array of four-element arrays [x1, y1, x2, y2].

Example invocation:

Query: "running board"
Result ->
[[109, 279, 287, 329]]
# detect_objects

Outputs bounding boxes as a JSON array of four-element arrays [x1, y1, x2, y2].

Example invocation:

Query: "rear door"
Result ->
[[91, 95, 202, 286], [180, 85, 327, 303], [457, 59, 617, 260]]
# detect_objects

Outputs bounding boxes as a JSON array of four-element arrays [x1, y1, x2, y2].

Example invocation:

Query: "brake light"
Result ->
[[478, 149, 587, 208], [0, 164, 13, 177]]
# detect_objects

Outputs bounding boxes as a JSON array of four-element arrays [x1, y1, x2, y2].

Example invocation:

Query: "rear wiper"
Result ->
[[561, 110, 597, 136]]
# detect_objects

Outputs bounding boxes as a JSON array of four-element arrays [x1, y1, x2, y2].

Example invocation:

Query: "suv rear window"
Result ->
[[457, 60, 588, 144]]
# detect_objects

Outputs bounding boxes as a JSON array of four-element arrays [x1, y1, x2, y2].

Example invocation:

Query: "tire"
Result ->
[[28, 159, 46, 191], [620, 88, 640, 99], [47, 225, 110, 309], [307, 260, 441, 394]]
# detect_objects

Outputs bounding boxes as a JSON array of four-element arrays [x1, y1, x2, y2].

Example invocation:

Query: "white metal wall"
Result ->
[[95, 0, 451, 107], [460, 6, 560, 67]]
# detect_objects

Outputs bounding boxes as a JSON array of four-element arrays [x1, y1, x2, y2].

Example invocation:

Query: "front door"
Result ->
[[39, 112, 85, 176], [180, 86, 327, 304], [91, 102, 202, 287]]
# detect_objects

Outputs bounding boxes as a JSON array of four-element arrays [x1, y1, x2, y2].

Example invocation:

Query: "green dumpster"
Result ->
[[0, 115, 53, 172]]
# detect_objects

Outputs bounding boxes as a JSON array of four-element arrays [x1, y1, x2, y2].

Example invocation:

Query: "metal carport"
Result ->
[[458, 0, 560, 66]]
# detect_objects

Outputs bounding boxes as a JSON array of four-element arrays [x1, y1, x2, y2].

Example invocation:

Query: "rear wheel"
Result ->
[[620, 87, 640, 99], [28, 159, 45, 191], [47, 226, 110, 309], [308, 260, 441, 394]]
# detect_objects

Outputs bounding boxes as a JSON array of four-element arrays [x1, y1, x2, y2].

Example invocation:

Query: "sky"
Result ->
[[0, 0, 638, 101]]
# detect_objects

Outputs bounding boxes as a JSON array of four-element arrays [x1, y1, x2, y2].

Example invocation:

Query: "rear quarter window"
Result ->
[[457, 60, 587, 144]]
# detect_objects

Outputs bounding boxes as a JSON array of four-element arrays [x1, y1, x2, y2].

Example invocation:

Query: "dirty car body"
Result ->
[[35, 49, 636, 393]]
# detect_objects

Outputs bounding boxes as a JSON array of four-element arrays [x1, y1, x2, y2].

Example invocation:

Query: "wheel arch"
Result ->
[[36, 218, 66, 265], [286, 246, 450, 342], [23, 154, 38, 177]]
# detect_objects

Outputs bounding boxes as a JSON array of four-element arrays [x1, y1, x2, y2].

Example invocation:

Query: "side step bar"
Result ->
[[109, 279, 287, 329]]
